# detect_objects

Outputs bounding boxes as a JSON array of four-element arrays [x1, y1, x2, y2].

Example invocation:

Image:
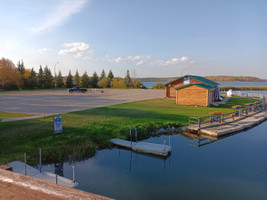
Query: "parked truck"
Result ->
[[68, 87, 87, 93]]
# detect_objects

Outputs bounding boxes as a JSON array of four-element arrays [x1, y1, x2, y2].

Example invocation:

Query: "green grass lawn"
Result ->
[[0, 112, 32, 121], [0, 96, 257, 165]]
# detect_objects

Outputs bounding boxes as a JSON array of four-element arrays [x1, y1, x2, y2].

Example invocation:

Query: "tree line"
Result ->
[[0, 58, 145, 90]]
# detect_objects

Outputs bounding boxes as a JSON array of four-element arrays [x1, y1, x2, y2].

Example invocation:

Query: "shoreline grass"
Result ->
[[0, 96, 258, 165]]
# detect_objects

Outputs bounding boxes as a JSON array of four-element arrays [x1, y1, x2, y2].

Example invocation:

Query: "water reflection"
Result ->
[[41, 121, 267, 200]]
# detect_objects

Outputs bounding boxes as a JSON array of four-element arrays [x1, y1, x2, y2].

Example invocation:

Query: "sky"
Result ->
[[0, 0, 267, 78]]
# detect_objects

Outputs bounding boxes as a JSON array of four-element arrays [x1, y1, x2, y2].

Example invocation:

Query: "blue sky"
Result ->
[[0, 0, 266, 78]]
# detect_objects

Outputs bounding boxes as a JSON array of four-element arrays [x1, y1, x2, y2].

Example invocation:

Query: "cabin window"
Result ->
[[184, 77, 190, 85]]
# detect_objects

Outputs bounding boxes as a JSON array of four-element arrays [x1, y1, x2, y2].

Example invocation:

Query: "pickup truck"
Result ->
[[68, 87, 87, 93]]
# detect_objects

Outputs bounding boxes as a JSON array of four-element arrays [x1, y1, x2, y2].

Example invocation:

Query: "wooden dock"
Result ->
[[8, 161, 77, 188], [111, 139, 172, 156], [187, 110, 267, 137]]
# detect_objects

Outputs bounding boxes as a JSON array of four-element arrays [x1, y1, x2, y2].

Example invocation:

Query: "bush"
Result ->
[[153, 83, 165, 89]]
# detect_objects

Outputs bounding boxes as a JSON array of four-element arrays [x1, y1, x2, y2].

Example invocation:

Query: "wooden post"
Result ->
[[56, 174, 58, 184], [198, 118, 201, 129]]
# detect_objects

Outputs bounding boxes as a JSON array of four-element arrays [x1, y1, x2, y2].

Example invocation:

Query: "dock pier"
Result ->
[[187, 103, 267, 137], [111, 138, 172, 157]]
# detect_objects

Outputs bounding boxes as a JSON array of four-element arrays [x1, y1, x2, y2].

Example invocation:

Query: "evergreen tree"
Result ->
[[56, 70, 64, 88], [124, 69, 132, 87], [107, 70, 114, 80], [17, 60, 25, 75], [91, 71, 98, 88], [17, 60, 26, 88], [81, 71, 90, 88], [74, 70, 80, 86], [28, 68, 38, 89], [43, 65, 53, 88], [38, 65, 44, 88], [100, 69, 106, 80], [66, 70, 73, 88]]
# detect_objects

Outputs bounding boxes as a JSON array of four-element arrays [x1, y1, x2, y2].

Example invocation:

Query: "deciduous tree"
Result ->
[[0, 58, 20, 90]]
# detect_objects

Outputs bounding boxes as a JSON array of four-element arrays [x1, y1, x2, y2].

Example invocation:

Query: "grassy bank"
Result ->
[[0, 112, 31, 121], [0, 96, 257, 165]]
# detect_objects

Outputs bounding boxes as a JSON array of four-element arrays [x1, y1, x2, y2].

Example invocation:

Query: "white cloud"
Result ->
[[38, 48, 51, 54], [150, 56, 193, 66], [27, 0, 88, 34], [109, 55, 151, 66], [58, 42, 92, 59]]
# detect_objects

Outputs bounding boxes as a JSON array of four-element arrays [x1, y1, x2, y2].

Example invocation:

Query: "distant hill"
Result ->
[[137, 76, 267, 83]]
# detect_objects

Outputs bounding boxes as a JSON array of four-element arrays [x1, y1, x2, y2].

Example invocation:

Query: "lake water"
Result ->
[[42, 121, 267, 200], [142, 81, 267, 88]]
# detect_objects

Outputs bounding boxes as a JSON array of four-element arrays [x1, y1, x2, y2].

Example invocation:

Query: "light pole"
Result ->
[[54, 62, 59, 89]]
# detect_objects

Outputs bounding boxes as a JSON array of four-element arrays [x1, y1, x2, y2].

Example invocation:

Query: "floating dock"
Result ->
[[187, 110, 267, 137], [8, 161, 77, 188], [111, 139, 172, 156]]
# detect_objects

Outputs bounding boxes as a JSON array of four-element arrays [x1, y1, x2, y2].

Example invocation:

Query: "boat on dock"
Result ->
[[111, 138, 172, 157], [8, 161, 77, 188]]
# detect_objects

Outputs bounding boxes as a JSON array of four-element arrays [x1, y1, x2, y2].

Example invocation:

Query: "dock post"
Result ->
[[198, 118, 201, 129], [39, 148, 42, 173], [135, 128, 137, 142], [24, 152, 27, 175], [129, 126, 132, 146], [72, 166, 75, 183], [56, 174, 58, 184]]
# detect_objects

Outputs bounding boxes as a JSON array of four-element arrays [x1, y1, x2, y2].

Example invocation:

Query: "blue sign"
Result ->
[[53, 115, 63, 134]]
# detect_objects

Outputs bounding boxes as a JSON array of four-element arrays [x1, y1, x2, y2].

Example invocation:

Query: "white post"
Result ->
[[135, 128, 137, 142], [72, 166, 75, 183], [24, 152, 27, 175], [39, 148, 42, 173], [129, 126, 132, 146]]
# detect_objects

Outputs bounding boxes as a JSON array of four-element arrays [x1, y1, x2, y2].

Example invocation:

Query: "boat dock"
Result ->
[[187, 108, 267, 137], [8, 161, 77, 188], [111, 138, 172, 156]]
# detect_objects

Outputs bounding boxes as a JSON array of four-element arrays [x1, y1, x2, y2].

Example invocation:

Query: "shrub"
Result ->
[[153, 83, 165, 89]]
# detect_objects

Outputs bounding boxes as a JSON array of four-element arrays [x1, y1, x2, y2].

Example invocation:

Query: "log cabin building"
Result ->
[[165, 75, 220, 107]]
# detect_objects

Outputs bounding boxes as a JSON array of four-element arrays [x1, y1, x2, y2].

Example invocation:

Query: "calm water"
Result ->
[[42, 121, 267, 200], [142, 81, 267, 88]]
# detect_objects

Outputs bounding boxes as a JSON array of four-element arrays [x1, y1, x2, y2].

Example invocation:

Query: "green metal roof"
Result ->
[[165, 75, 219, 86], [175, 83, 214, 90]]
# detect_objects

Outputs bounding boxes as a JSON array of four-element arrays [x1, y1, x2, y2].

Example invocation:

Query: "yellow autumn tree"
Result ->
[[0, 58, 21, 90]]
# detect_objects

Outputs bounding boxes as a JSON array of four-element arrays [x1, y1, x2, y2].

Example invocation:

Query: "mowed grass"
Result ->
[[0, 112, 31, 121], [0, 96, 257, 164]]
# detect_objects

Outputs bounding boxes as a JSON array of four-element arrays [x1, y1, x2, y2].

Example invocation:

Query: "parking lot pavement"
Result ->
[[0, 89, 165, 116]]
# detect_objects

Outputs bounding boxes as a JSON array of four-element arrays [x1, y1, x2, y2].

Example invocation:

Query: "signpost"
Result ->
[[53, 115, 63, 137]]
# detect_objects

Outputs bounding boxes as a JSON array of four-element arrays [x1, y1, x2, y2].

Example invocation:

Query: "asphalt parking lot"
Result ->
[[0, 89, 165, 116]]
